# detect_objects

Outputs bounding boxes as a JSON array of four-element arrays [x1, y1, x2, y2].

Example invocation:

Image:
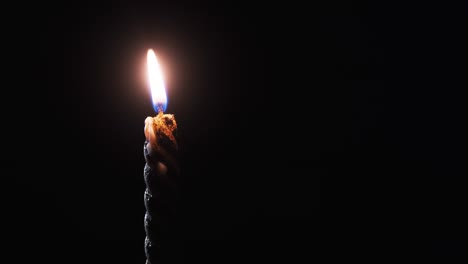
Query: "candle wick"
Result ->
[[157, 104, 164, 114]]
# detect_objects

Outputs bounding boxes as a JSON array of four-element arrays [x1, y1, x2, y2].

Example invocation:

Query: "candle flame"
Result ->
[[147, 49, 167, 113]]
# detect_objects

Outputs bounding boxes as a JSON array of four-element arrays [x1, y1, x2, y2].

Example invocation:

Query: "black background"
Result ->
[[6, 1, 465, 262]]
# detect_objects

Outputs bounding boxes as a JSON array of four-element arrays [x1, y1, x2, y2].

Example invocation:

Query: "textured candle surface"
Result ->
[[144, 111, 179, 264]]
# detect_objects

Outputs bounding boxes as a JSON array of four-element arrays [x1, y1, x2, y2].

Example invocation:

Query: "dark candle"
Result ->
[[143, 49, 180, 264]]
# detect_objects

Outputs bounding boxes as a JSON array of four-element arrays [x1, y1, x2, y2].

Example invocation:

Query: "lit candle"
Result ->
[[143, 49, 179, 264]]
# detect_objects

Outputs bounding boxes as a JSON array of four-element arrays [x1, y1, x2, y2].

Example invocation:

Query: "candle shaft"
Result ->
[[143, 112, 179, 264]]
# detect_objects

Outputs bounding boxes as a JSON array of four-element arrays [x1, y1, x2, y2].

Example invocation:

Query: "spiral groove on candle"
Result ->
[[143, 158, 160, 264]]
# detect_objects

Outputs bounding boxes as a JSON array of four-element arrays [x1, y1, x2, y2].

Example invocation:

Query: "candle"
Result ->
[[143, 49, 180, 264]]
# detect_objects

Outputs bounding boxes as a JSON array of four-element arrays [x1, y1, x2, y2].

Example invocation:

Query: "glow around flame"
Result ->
[[147, 49, 167, 112]]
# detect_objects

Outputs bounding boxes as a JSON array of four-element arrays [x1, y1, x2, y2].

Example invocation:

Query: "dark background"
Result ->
[[6, 1, 465, 262]]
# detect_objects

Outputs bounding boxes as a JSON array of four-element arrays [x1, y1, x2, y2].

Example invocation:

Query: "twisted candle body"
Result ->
[[143, 112, 179, 264]]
